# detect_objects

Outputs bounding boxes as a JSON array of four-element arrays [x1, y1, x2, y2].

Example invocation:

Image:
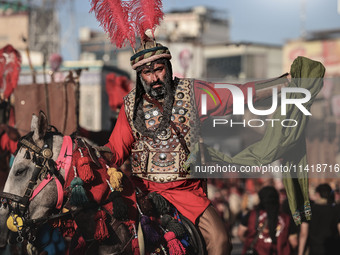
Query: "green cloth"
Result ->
[[186, 56, 325, 224]]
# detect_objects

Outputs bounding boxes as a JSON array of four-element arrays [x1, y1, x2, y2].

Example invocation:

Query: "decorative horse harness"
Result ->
[[0, 132, 72, 243]]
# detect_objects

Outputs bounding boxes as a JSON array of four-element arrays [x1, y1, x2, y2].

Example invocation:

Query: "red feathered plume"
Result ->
[[0, 45, 21, 99], [130, 0, 164, 38], [90, 0, 136, 48]]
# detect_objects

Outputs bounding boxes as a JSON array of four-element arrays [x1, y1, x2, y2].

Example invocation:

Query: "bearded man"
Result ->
[[104, 41, 287, 254]]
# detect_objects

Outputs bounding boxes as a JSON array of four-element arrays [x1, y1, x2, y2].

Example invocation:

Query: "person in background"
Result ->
[[298, 183, 340, 255], [238, 186, 297, 255]]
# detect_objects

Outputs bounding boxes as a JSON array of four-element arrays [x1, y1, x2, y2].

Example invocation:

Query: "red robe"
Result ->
[[105, 79, 255, 223]]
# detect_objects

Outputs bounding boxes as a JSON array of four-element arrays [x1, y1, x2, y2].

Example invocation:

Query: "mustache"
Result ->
[[150, 79, 165, 88]]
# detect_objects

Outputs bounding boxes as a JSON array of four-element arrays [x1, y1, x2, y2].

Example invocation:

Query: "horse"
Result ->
[[0, 111, 205, 255]]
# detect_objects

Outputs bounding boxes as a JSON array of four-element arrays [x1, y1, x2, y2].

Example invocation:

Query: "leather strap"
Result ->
[[142, 94, 190, 155]]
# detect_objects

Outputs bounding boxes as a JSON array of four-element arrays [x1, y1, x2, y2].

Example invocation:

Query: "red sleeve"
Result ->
[[0, 133, 18, 154], [105, 104, 135, 166], [194, 80, 256, 122]]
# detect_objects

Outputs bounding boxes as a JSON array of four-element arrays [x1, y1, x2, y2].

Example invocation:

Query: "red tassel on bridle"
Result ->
[[77, 148, 94, 183], [94, 210, 110, 241], [90, 0, 136, 48], [164, 231, 186, 255]]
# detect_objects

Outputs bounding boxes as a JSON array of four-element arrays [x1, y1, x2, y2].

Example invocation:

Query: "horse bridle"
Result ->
[[0, 132, 66, 241]]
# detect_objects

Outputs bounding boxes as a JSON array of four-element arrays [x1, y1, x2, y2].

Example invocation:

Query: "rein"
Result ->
[[0, 133, 73, 242]]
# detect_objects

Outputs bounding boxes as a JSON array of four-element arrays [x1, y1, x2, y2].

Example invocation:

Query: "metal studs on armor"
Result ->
[[172, 176, 177, 181], [174, 168, 178, 172], [176, 100, 183, 106], [166, 176, 171, 181], [159, 153, 167, 160], [179, 116, 186, 123], [153, 177, 158, 181], [150, 168, 154, 172], [162, 141, 167, 145], [145, 113, 151, 119], [159, 177, 165, 182], [171, 115, 175, 121], [179, 109, 185, 115], [177, 92, 184, 99], [148, 119, 155, 126], [161, 130, 167, 136], [153, 110, 159, 116], [158, 116, 163, 122]]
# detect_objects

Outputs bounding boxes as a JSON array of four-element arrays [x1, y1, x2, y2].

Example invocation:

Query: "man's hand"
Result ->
[[95, 146, 114, 163]]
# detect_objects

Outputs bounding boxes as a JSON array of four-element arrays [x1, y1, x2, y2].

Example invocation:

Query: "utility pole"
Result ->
[[28, 0, 60, 59], [300, 0, 306, 39]]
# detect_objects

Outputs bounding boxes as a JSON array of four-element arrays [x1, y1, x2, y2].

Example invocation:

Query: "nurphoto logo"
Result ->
[[199, 83, 312, 128]]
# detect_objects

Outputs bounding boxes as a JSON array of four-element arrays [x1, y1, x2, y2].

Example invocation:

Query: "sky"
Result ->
[[58, 0, 340, 60]]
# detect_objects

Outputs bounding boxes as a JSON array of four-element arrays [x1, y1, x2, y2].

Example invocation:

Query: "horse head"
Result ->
[[0, 111, 65, 247]]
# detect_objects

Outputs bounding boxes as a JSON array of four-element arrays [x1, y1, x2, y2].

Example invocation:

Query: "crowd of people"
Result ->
[[209, 178, 340, 255]]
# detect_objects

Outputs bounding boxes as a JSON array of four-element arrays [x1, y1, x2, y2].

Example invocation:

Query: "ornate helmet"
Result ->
[[130, 40, 171, 70]]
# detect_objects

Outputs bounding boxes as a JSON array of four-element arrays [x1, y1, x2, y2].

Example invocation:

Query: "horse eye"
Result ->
[[15, 167, 28, 176]]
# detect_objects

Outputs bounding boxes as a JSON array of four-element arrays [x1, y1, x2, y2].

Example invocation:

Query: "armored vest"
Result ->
[[124, 78, 200, 183]]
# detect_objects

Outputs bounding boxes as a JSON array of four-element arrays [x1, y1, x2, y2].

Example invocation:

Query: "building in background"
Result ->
[[79, 6, 282, 82], [0, 0, 60, 68]]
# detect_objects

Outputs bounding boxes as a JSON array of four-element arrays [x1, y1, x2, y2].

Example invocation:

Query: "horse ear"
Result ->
[[38, 111, 48, 139], [31, 111, 48, 142], [31, 113, 39, 142]]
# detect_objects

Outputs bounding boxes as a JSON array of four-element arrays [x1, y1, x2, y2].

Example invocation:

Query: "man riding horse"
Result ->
[[103, 39, 289, 254], [91, 1, 324, 254]]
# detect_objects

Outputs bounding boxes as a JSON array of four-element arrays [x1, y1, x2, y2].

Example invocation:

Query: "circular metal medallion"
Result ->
[[156, 128, 171, 140], [159, 153, 167, 160], [177, 92, 184, 99], [41, 148, 53, 159], [178, 116, 186, 123], [148, 119, 155, 126]]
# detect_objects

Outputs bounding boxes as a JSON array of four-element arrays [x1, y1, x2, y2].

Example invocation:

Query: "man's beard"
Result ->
[[140, 78, 166, 100], [133, 64, 177, 139]]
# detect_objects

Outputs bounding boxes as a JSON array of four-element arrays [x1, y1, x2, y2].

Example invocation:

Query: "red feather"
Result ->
[[0, 45, 21, 99], [90, 0, 136, 48], [130, 0, 164, 38]]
